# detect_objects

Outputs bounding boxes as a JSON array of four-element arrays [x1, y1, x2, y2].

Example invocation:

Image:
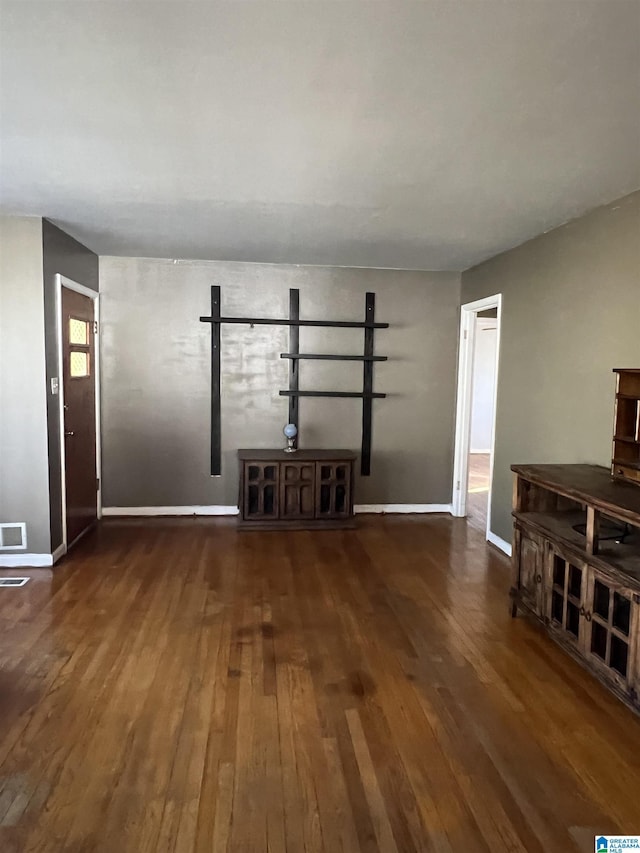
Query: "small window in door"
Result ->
[[69, 317, 89, 345], [69, 350, 90, 378]]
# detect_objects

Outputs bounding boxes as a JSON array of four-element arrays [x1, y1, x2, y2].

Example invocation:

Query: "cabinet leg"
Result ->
[[509, 588, 518, 618]]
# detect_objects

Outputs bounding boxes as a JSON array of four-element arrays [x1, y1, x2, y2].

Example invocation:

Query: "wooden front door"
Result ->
[[62, 287, 97, 545]]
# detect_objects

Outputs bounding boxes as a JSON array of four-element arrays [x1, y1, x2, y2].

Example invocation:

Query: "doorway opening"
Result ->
[[467, 312, 498, 531], [452, 294, 502, 548], [55, 274, 101, 556]]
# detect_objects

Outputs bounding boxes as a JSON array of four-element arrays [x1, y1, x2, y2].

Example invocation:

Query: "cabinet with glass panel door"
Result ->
[[512, 524, 545, 618], [545, 546, 587, 652], [511, 463, 640, 713], [583, 569, 640, 702], [237, 450, 356, 529]]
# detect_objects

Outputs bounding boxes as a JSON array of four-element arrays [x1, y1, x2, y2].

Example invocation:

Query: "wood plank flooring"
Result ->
[[1, 514, 640, 852], [466, 453, 490, 533]]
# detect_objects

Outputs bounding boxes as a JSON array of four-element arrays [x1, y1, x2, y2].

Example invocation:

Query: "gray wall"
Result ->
[[461, 191, 640, 543], [0, 216, 51, 554], [42, 219, 99, 550], [100, 258, 460, 508]]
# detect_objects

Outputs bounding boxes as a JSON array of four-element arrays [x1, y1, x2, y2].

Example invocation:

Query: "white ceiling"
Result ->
[[1, 1, 639, 270]]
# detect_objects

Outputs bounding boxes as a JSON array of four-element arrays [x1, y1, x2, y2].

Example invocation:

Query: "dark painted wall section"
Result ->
[[0, 216, 51, 554], [99, 257, 461, 508], [42, 220, 99, 550]]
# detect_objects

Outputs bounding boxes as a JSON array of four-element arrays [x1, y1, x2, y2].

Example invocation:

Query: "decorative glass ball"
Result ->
[[283, 423, 298, 439]]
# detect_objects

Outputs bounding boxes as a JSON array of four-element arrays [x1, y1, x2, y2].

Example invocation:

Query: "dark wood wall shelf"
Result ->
[[279, 390, 386, 399], [510, 463, 640, 714], [280, 353, 388, 362], [200, 286, 388, 477], [200, 316, 388, 329]]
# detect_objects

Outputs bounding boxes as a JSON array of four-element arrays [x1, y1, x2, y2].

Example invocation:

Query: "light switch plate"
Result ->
[[51, 377, 59, 395]]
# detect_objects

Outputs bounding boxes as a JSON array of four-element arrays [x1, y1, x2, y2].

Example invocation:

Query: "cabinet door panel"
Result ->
[[243, 462, 279, 520], [583, 568, 639, 698], [629, 601, 640, 705], [279, 463, 316, 520], [315, 462, 352, 519], [545, 545, 587, 649], [515, 525, 544, 617]]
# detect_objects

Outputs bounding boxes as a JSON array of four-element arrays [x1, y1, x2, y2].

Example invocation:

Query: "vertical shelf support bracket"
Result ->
[[289, 289, 299, 449], [210, 285, 222, 475], [361, 292, 375, 476]]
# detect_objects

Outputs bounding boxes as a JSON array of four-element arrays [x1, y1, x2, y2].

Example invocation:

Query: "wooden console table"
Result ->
[[238, 449, 356, 530], [511, 463, 640, 713]]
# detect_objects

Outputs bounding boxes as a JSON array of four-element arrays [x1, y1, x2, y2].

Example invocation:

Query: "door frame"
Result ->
[[55, 274, 102, 552], [451, 294, 502, 542]]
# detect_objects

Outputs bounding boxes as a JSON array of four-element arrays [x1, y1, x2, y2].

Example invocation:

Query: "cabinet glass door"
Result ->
[[315, 462, 351, 519], [244, 463, 279, 520], [546, 548, 585, 646], [585, 570, 638, 694], [280, 462, 315, 520]]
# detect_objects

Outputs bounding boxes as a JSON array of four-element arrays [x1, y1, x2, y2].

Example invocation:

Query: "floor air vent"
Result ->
[[0, 578, 30, 588]]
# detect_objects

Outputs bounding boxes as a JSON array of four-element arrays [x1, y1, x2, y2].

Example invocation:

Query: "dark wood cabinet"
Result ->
[[545, 544, 587, 652], [513, 524, 545, 618], [583, 568, 639, 697], [238, 450, 356, 529], [612, 368, 640, 486], [280, 461, 315, 521], [242, 461, 279, 522], [315, 461, 352, 520], [511, 463, 640, 713]]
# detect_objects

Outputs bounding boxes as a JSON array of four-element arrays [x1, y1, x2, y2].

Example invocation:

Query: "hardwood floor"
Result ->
[[1, 515, 640, 852], [466, 453, 490, 533]]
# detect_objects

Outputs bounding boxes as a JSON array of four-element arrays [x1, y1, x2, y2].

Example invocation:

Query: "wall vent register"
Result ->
[[0, 523, 26, 550]]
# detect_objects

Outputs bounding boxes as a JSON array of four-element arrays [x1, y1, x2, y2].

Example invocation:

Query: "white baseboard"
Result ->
[[487, 531, 512, 556], [0, 553, 54, 568], [354, 504, 453, 514], [103, 504, 452, 518], [52, 544, 67, 564], [102, 506, 240, 517]]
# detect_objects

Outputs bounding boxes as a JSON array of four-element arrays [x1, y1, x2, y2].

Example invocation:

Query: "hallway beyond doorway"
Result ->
[[467, 452, 490, 532]]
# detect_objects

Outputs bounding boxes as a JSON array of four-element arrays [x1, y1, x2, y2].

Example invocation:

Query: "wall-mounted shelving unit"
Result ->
[[199, 287, 389, 476]]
